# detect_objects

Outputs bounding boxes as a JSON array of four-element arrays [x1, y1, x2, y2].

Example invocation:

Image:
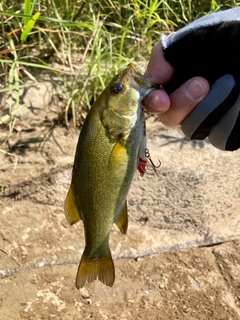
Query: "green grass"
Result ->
[[1, 0, 240, 132]]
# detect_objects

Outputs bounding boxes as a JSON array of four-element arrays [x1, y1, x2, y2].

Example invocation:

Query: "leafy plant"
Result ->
[[0, 0, 240, 132]]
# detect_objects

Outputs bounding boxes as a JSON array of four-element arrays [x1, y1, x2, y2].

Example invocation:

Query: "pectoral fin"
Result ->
[[64, 184, 81, 225], [108, 141, 127, 169], [115, 201, 128, 234]]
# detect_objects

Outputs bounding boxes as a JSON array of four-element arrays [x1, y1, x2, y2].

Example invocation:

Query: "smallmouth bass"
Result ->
[[64, 64, 157, 288]]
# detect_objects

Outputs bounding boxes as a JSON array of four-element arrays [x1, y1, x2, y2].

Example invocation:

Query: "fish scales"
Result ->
[[64, 64, 157, 288]]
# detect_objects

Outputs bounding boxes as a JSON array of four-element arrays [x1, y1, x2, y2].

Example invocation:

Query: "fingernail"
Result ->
[[184, 79, 205, 100]]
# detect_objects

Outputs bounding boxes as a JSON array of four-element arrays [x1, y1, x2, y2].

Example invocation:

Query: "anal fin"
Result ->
[[64, 184, 81, 225], [115, 201, 128, 234]]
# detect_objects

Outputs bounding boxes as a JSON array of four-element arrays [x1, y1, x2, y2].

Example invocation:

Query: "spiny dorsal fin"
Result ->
[[64, 184, 81, 225], [115, 201, 128, 234]]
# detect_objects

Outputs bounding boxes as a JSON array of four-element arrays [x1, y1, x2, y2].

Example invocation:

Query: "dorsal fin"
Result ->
[[64, 184, 81, 225]]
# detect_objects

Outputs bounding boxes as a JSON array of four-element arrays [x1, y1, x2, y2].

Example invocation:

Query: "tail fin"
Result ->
[[76, 249, 115, 289]]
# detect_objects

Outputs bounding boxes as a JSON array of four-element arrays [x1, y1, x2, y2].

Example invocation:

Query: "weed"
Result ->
[[0, 0, 240, 132]]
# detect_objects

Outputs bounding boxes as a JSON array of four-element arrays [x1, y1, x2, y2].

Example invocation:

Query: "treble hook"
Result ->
[[145, 148, 161, 173]]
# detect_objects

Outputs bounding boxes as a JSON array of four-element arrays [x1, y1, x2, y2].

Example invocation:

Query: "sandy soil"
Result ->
[[1, 78, 240, 320]]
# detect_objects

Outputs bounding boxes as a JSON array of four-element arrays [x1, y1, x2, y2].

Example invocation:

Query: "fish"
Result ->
[[64, 64, 157, 288]]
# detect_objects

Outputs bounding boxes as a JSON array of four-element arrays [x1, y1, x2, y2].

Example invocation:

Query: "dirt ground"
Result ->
[[1, 78, 240, 320]]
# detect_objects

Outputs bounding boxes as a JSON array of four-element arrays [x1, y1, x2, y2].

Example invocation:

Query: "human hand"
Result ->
[[144, 7, 240, 151], [143, 41, 210, 126]]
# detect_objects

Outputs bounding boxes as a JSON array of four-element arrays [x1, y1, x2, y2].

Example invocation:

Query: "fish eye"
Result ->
[[112, 83, 124, 94]]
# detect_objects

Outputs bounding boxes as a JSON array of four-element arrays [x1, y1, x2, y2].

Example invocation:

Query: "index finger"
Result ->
[[144, 40, 174, 84]]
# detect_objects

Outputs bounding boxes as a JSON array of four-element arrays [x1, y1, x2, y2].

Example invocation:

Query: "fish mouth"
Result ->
[[127, 64, 159, 99]]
